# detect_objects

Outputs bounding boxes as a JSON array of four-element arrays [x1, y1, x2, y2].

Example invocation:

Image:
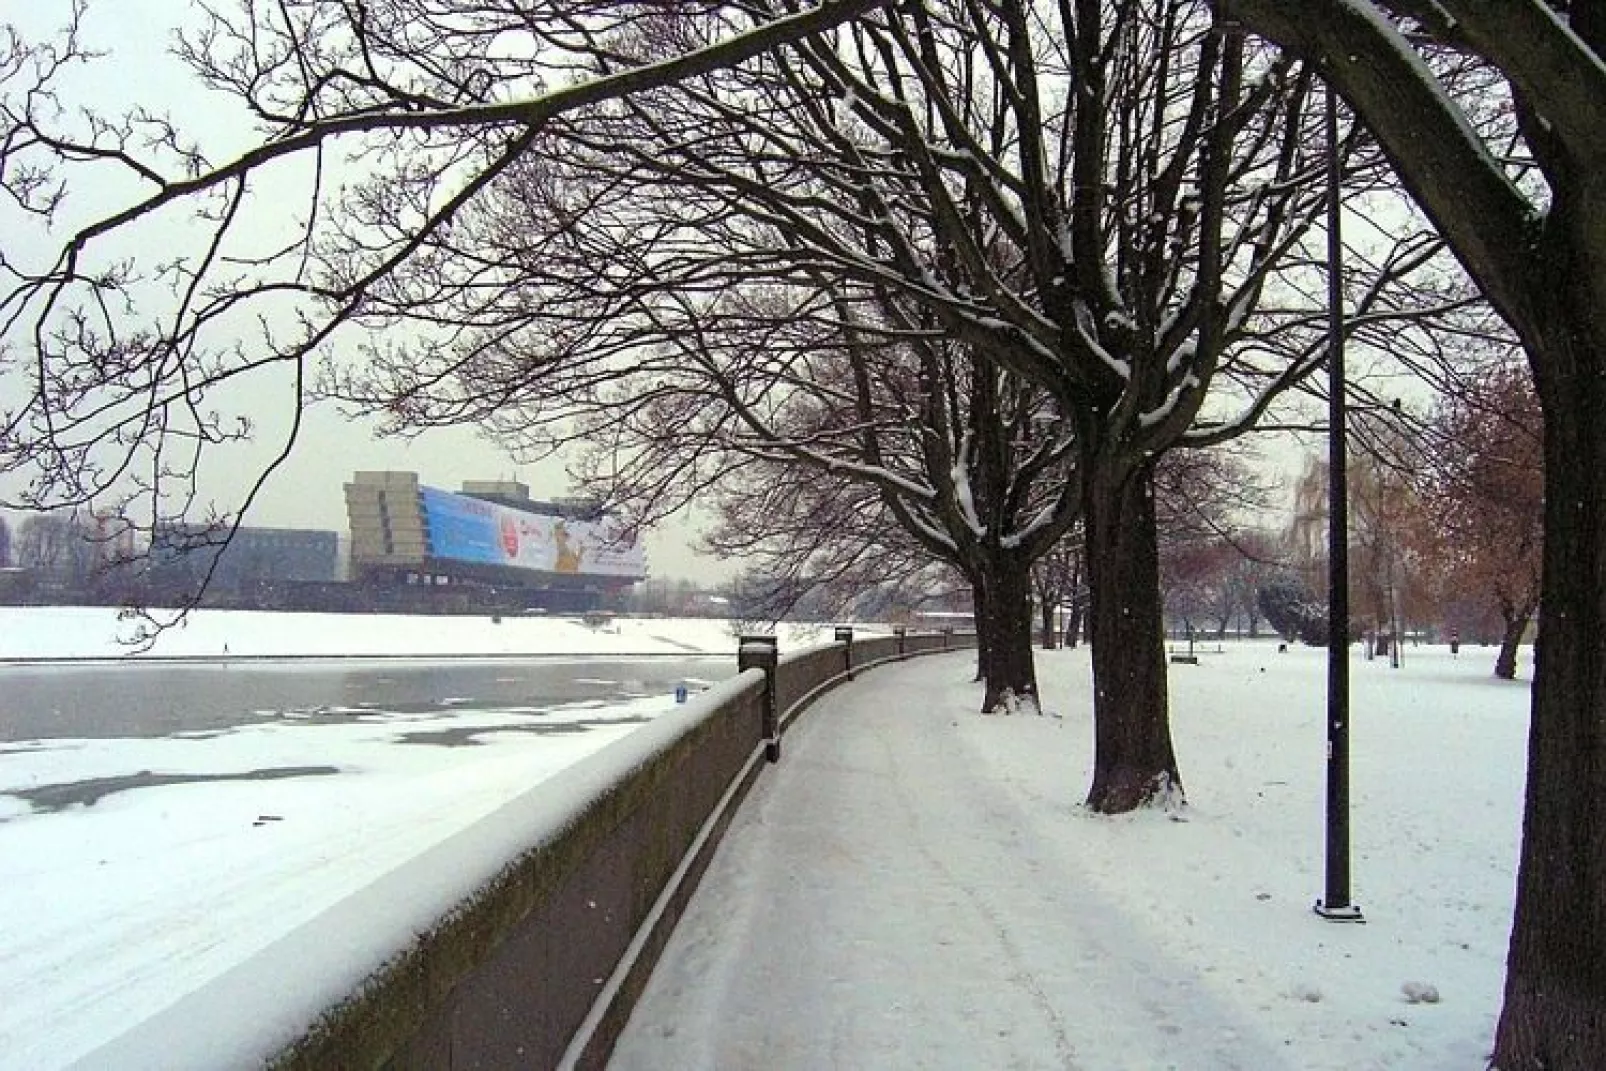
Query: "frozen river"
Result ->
[[0, 656, 733, 743], [0, 649, 743, 1068], [0, 607, 829, 1070]]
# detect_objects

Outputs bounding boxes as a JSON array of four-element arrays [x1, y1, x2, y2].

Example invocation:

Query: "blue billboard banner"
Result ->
[[420, 487, 503, 565], [420, 486, 647, 579]]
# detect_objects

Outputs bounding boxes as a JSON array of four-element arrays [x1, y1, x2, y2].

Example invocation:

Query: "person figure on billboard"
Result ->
[[554, 522, 584, 573], [499, 515, 520, 560]]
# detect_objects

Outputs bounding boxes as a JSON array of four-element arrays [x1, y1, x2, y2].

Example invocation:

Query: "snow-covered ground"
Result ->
[[0, 604, 828, 661], [612, 640, 1529, 1070], [1, 609, 1529, 1069], [0, 607, 840, 1070]]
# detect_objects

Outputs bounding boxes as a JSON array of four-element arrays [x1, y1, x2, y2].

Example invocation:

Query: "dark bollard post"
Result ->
[[738, 634, 780, 762], [894, 624, 907, 659], [834, 626, 854, 679], [942, 627, 953, 650]]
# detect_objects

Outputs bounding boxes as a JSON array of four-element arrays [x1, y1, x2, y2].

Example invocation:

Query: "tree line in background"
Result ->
[[1266, 364, 1544, 680], [0, 353, 1543, 680], [1, 0, 1475, 815], [0, 1, 1595, 1064]]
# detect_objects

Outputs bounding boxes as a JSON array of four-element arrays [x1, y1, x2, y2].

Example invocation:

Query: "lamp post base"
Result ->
[[1313, 900, 1366, 923]]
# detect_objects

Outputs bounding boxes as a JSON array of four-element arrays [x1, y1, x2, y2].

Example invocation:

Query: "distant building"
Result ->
[[219, 527, 340, 587], [150, 524, 340, 595], [343, 471, 646, 612]]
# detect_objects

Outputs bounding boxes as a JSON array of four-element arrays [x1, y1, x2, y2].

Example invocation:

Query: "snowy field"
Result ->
[[0, 607, 841, 1070], [613, 639, 1530, 1070], [0, 604, 830, 661], [0, 609, 1531, 1068]]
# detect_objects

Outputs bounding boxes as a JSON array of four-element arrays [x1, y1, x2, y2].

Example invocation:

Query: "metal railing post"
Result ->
[[738, 634, 781, 762], [834, 626, 854, 679]]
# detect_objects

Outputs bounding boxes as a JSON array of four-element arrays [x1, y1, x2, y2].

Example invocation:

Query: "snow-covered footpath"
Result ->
[[613, 638, 1529, 1070], [0, 607, 837, 1070], [0, 609, 1529, 1069]]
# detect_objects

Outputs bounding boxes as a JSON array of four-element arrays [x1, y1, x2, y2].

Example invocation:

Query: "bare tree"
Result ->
[[1154, 448, 1271, 639], [3, 3, 1474, 806], [326, 2, 1459, 810], [1287, 427, 1437, 661], [12, 511, 97, 590], [1413, 362, 1542, 680], [1220, 529, 1281, 638], [1160, 538, 1234, 638], [556, 320, 1081, 712], [0, 0, 885, 620], [704, 459, 972, 633], [1031, 529, 1086, 650]]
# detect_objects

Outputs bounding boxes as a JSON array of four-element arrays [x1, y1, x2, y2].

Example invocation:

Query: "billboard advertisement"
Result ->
[[420, 486, 647, 579]]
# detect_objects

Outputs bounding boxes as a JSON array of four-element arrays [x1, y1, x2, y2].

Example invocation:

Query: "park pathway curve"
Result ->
[[608, 653, 1292, 1071]]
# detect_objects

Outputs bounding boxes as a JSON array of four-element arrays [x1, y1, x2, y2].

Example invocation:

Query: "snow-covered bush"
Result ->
[[1257, 574, 1329, 646]]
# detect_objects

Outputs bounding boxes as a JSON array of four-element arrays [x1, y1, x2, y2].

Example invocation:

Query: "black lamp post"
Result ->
[[1315, 81, 1363, 924]]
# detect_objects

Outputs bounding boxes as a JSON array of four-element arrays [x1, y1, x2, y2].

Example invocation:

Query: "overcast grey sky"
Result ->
[[3, 3, 1352, 585], [2, 2, 733, 583]]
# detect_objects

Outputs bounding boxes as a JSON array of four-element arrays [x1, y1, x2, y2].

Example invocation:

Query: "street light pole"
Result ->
[[1316, 81, 1363, 923]]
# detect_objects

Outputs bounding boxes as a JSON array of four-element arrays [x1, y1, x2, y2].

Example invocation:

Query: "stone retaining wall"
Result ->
[[78, 631, 972, 1071]]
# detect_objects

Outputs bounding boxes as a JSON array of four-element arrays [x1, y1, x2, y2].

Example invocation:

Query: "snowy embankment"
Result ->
[[0, 604, 842, 661]]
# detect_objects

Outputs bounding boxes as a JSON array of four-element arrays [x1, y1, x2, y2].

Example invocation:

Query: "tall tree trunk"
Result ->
[[970, 575, 989, 684], [1064, 605, 1081, 648], [1492, 597, 1534, 682], [1065, 557, 1084, 648], [1040, 594, 1058, 650], [977, 554, 1039, 713], [1493, 306, 1606, 1069], [1081, 459, 1183, 813]]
